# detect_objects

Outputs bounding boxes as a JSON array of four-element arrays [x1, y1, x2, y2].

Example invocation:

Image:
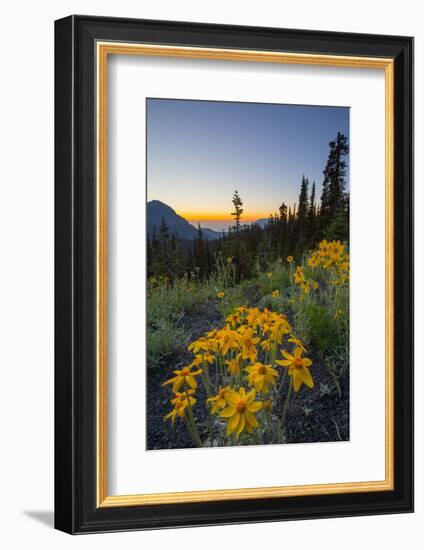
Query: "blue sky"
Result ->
[[146, 98, 349, 226]]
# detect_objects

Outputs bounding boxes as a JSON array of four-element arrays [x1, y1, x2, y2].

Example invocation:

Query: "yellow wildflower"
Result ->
[[272, 290, 280, 297], [226, 311, 241, 327], [204, 352, 216, 364], [207, 386, 232, 414], [246, 362, 278, 393], [226, 256, 233, 264], [220, 387, 262, 439], [268, 322, 290, 345], [216, 290, 225, 299], [294, 266, 305, 284], [164, 390, 196, 425], [238, 327, 260, 362], [161, 365, 203, 392], [235, 305, 249, 315], [260, 338, 272, 352], [334, 308, 343, 319], [225, 355, 242, 377], [189, 354, 204, 367], [246, 307, 265, 330], [216, 328, 240, 356], [263, 399, 273, 413], [301, 281, 310, 294], [287, 256, 294, 263], [287, 336, 307, 352], [267, 272, 273, 279], [188, 337, 210, 354], [275, 347, 314, 392]]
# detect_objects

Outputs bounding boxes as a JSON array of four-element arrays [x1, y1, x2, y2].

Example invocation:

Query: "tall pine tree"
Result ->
[[231, 190, 244, 232], [297, 175, 309, 246], [319, 132, 349, 240]]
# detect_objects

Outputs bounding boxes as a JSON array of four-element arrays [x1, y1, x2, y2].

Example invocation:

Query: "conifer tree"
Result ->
[[297, 175, 309, 246], [307, 181, 317, 244], [309, 181, 316, 217], [159, 218, 170, 242], [231, 190, 244, 232], [319, 132, 349, 239], [279, 202, 288, 223], [157, 218, 171, 277], [297, 175, 309, 222], [279, 202, 288, 257]]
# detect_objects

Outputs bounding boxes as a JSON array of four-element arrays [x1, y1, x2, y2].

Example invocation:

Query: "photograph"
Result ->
[[146, 98, 350, 450]]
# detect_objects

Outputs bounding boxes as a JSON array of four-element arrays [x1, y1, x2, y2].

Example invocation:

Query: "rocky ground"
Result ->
[[146, 294, 349, 450]]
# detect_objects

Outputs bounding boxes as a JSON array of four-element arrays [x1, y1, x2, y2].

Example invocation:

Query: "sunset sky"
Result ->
[[147, 98, 349, 231]]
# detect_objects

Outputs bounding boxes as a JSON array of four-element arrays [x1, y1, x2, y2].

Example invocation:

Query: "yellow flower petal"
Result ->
[[275, 359, 291, 367], [246, 390, 256, 404], [161, 378, 175, 387], [292, 370, 302, 392], [248, 401, 262, 413], [302, 367, 314, 389], [244, 409, 259, 428], [225, 393, 238, 407], [173, 379, 184, 392], [235, 414, 245, 438], [227, 413, 240, 435], [294, 347, 303, 359], [220, 406, 236, 418], [186, 375, 197, 389]]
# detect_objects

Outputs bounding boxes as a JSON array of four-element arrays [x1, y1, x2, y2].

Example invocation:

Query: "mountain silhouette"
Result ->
[[147, 200, 221, 240]]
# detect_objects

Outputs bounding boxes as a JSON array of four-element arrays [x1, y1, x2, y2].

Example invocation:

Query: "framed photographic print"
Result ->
[[54, 15, 414, 534]]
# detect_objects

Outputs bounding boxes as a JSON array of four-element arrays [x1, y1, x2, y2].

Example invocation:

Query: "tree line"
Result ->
[[147, 132, 349, 282]]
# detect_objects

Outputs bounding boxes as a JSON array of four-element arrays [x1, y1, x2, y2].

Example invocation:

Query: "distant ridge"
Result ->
[[147, 200, 221, 240], [254, 218, 270, 228]]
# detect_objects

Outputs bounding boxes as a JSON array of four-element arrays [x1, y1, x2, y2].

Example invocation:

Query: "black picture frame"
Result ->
[[55, 15, 414, 534]]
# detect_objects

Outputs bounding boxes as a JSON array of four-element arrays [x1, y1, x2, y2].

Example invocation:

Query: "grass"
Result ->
[[147, 276, 216, 368], [147, 318, 189, 369], [256, 260, 291, 296]]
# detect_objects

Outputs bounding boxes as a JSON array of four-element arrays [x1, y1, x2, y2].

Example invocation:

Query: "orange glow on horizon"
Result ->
[[180, 211, 273, 222]]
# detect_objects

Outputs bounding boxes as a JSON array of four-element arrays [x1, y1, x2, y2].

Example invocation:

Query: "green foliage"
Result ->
[[289, 277, 349, 384], [147, 276, 216, 368], [147, 319, 189, 369], [231, 190, 244, 231], [147, 276, 214, 326], [214, 284, 247, 318], [214, 253, 237, 287], [319, 131, 349, 240], [257, 261, 291, 296], [322, 207, 349, 242]]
